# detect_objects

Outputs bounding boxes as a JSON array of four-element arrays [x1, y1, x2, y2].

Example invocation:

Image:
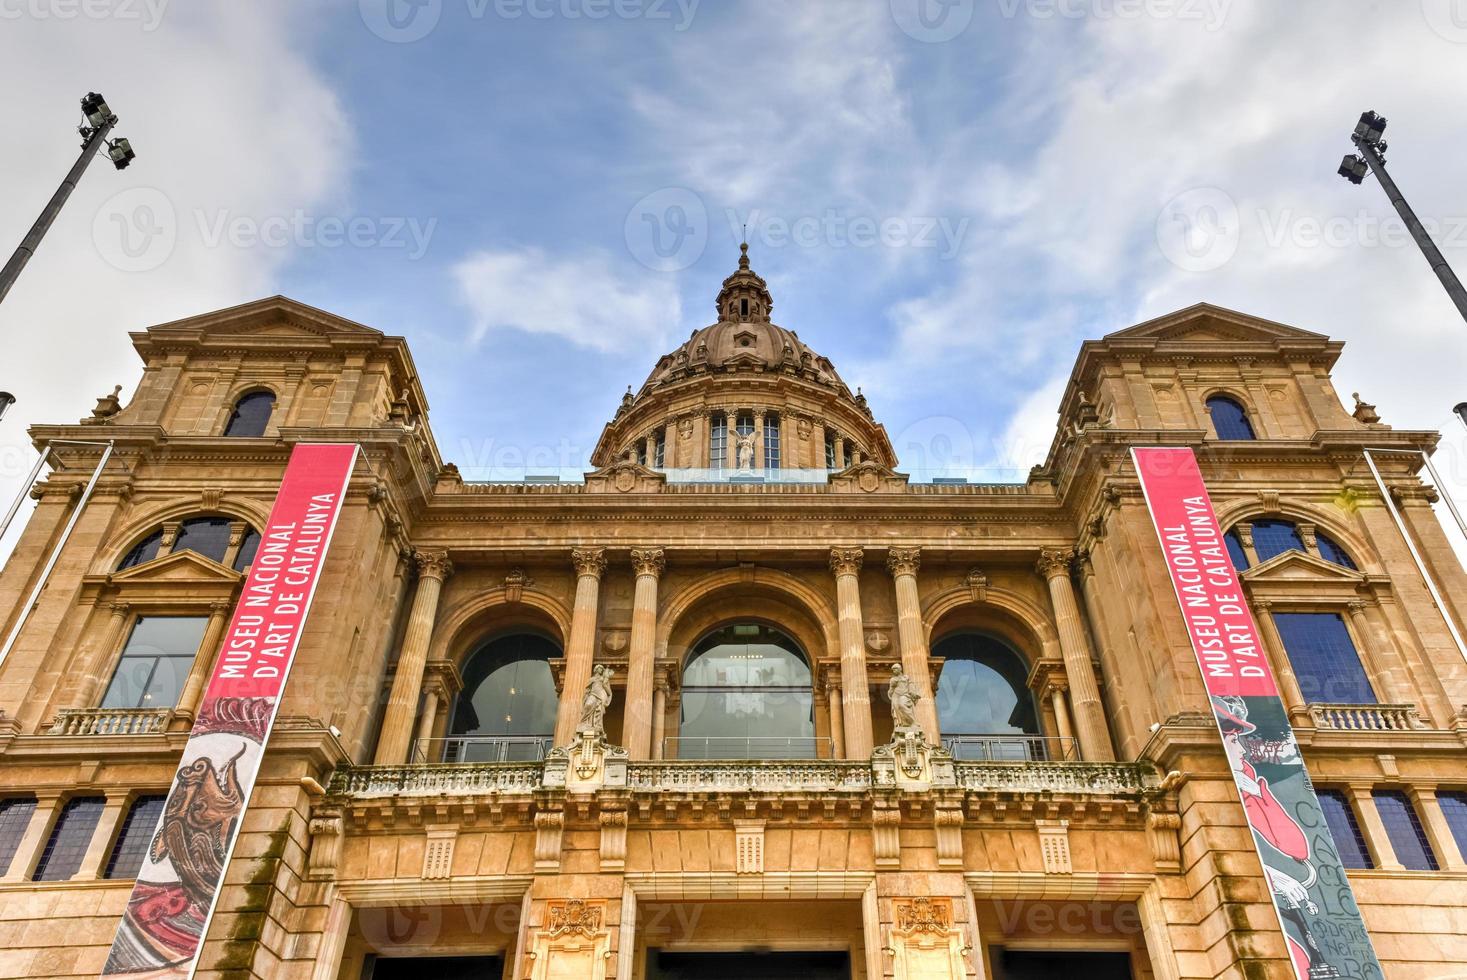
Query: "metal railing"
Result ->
[[1308, 703, 1428, 732], [48, 707, 170, 735], [660, 735, 831, 760], [941, 735, 1077, 762], [412, 735, 554, 764]]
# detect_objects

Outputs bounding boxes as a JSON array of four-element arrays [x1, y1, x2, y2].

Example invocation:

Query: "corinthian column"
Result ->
[[886, 548, 940, 743], [1037, 550, 1114, 761], [624, 547, 665, 759], [76, 601, 130, 707], [554, 547, 607, 745], [374, 550, 453, 764], [831, 547, 873, 757], [171, 600, 234, 729]]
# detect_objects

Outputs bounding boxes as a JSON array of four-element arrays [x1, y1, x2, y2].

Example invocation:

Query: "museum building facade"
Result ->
[[0, 249, 1465, 978]]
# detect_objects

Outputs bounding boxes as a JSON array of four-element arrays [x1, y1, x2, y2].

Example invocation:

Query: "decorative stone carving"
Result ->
[[895, 897, 951, 935], [1352, 392, 1381, 424], [600, 630, 629, 655], [545, 665, 629, 791], [630, 547, 665, 578], [583, 458, 666, 494], [422, 828, 456, 880], [886, 547, 921, 577], [504, 566, 531, 602], [828, 459, 909, 494], [889, 897, 968, 980], [734, 820, 765, 874], [829, 547, 864, 577], [873, 807, 901, 869], [85, 384, 124, 423], [533, 809, 564, 872], [888, 664, 920, 729], [1037, 819, 1073, 874], [934, 806, 964, 868], [571, 547, 608, 579], [873, 677, 955, 792], [305, 810, 342, 881], [528, 899, 610, 980], [964, 568, 988, 603], [1035, 548, 1075, 580], [734, 429, 756, 472], [865, 630, 890, 654], [577, 664, 614, 736], [1147, 811, 1182, 872], [599, 807, 627, 871], [413, 549, 453, 582]]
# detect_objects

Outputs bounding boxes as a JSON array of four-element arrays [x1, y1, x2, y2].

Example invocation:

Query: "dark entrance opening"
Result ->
[[992, 949, 1132, 980], [366, 954, 505, 979], [647, 949, 851, 979]]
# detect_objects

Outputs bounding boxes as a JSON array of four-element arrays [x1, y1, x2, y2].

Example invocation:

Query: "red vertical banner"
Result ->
[[103, 443, 359, 978], [1133, 447, 1383, 980]]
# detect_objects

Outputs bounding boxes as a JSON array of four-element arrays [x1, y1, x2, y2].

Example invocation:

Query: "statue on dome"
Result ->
[[734, 430, 756, 472], [888, 664, 920, 730]]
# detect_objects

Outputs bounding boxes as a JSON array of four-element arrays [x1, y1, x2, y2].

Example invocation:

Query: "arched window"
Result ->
[[447, 633, 560, 762], [223, 391, 275, 437], [932, 633, 1044, 761], [116, 515, 259, 571], [679, 623, 814, 759], [1225, 519, 1357, 571], [1206, 395, 1256, 440]]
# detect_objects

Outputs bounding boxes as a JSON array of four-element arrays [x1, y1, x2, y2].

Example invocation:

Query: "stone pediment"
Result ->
[[1241, 548, 1363, 584], [583, 458, 667, 494], [827, 460, 909, 494], [140, 295, 384, 341], [110, 548, 241, 584], [1105, 303, 1329, 345]]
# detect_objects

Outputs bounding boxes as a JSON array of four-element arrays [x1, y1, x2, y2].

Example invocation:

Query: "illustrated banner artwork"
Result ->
[[1133, 447, 1383, 980], [103, 443, 359, 978]]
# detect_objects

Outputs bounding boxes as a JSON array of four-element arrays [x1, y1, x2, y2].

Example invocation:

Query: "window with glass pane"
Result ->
[[1317, 790, 1373, 869], [450, 634, 560, 762], [223, 391, 275, 437], [679, 624, 814, 759], [0, 798, 36, 877], [1273, 612, 1375, 704], [710, 414, 727, 469], [1224, 530, 1250, 571], [104, 795, 167, 879], [1373, 791, 1438, 870], [933, 633, 1042, 760], [172, 516, 233, 564], [33, 796, 105, 881], [118, 530, 164, 570], [764, 414, 780, 470], [1206, 396, 1256, 440], [1438, 792, 1467, 860], [1250, 520, 1306, 563], [736, 413, 753, 437], [101, 616, 208, 710], [1315, 532, 1357, 570], [234, 527, 261, 571], [824, 430, 836, 469], [654, 432, 665, 468]]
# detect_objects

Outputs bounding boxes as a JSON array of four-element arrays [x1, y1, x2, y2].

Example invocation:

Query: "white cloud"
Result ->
[[0, 2, 351, 559], [452, 247, 681, 354]]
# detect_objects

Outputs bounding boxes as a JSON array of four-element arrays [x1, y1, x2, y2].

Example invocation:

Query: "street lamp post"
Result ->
[[0, 92, 136, 307], [0, 392, 13, 422], [1455, 402, 1467, 432], [1337, 110, 1467, 326]]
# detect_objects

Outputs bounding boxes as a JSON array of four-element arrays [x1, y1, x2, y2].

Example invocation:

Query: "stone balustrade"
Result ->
[[327, 757, 1154, 800], [47, 707, 171, 735], [1307, 702, 1429, 731]]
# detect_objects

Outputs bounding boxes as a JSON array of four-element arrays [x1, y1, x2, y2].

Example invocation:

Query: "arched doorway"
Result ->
[[677, 622, 816, 759], [445, 633, 560, 762], [933, 632, 1049, 761]]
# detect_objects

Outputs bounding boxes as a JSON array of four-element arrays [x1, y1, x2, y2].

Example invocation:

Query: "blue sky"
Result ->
[[4, 1, 1467, 500]]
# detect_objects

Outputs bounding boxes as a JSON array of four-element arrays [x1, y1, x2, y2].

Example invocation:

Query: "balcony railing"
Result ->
[[942, 735, 1077, 762], [954, 761, 1153, 795], [628, 759, 873, 793], [329, 762, 544, 798], [1307, 703, 1428, 731], [660, 735, 831, 760], [412, 735, 554, 764], [48, 707, 170, 735]]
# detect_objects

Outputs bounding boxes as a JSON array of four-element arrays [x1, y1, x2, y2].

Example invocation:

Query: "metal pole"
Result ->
[[0, 117, 114, 307], [0, 446, 50, 546], [1369, 445, 1467, 561], [1354, 137, 1467, 325], [0, 440, 113, 668], [1361, 448, 1467, 664]]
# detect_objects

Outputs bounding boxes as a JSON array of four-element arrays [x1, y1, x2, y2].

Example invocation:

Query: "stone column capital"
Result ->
[[885, 547, 921, 578], [829, 547, 865, 577], [630, 547, 665, 578], [1251, 597, 1274, 613], [571, 547, 607, 579], [1347, 599, 1369, 614], [1036, 549, 1076, 580], [107, 600, 131, 616], [413, 549, 453, 581], [208, 600, 233, 616]]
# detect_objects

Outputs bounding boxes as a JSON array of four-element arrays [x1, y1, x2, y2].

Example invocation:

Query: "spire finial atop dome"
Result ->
[[717, 240, 771, 321]]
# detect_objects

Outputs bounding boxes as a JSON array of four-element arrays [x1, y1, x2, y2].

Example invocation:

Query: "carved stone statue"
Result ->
[[734, 430, 756, 471], [577, 664, 614, 735], [888, 664, 919, 730]]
